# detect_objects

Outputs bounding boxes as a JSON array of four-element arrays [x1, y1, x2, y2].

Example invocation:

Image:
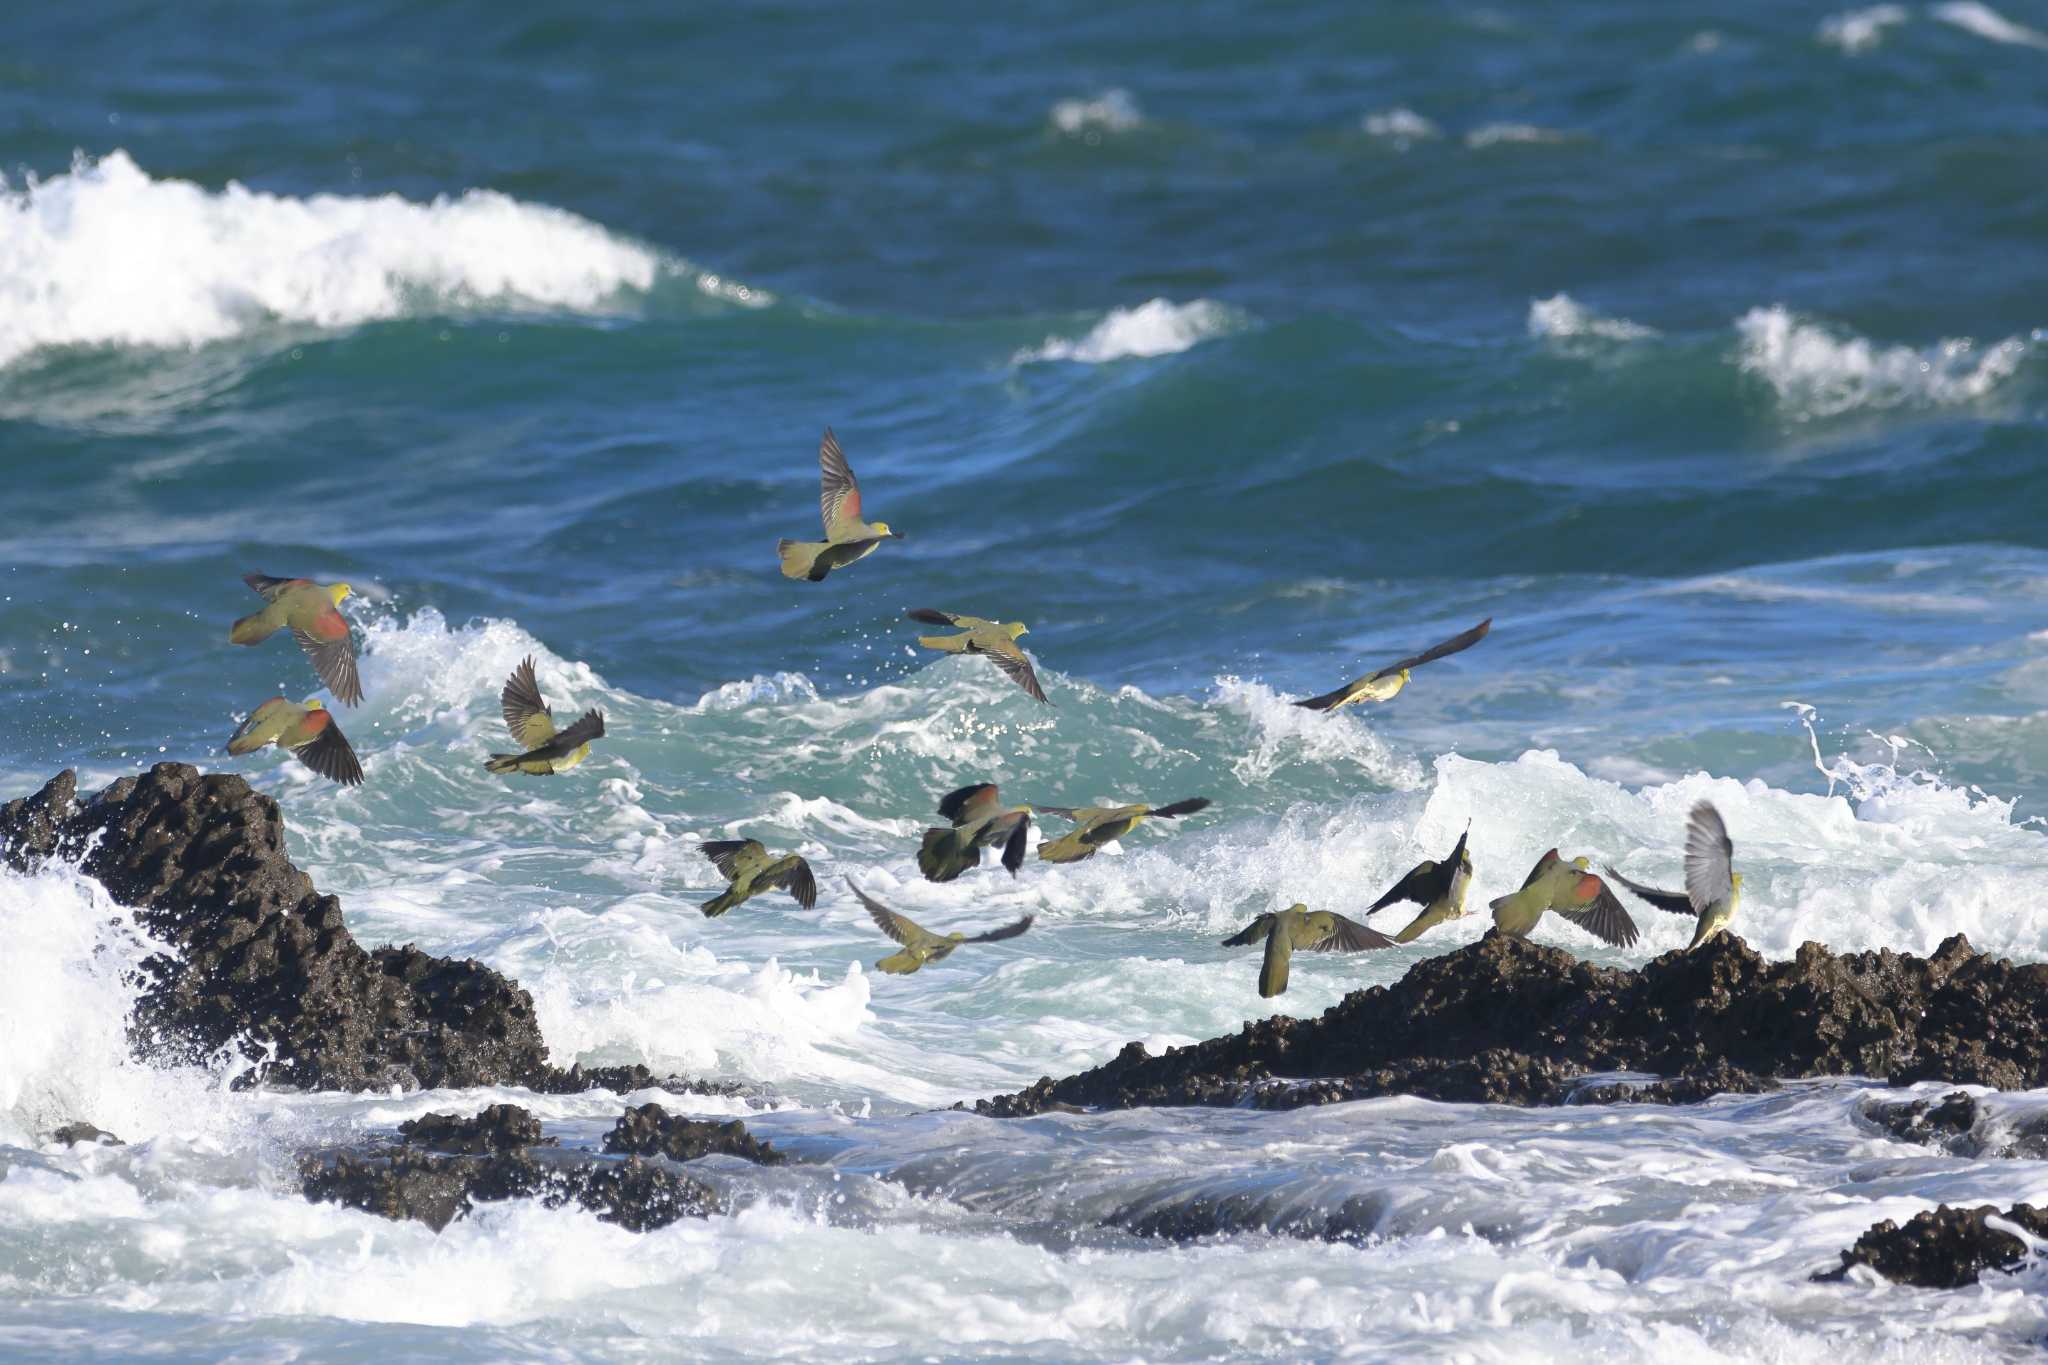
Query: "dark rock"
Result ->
[[0, 765, 713, 1096], [602, 1103, 783, 1165], [49, 1122, 123, 1147], [979, 930, 2048, 1116], [529, 1063, 747, 1101], [399, 1104, 550, 1154], [1861, 1091, 1981, 1154], [300, 1147, 722, 1233], [1819, 1202, 2048, 1287]]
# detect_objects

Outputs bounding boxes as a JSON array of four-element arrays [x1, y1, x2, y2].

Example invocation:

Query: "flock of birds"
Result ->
[[222, 431, 1746, 996]]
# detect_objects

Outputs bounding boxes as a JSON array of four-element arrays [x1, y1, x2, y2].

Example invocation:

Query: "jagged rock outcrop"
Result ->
[[602, 1103, 784, 1165], [300, 1147, 723, 1232], [1859, 1090, 2048, 1160], [399, 1104, 551, 1154], [980, 930, 2048, 1116], [0, 765, 713, 1096], [1819, 1203, 2048, 1287]]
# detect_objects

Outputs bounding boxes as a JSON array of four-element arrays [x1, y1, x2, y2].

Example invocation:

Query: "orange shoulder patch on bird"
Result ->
[[1571, 873, 1601, 901], [302, 708, 332, 733], [311, 609, 349, 638]]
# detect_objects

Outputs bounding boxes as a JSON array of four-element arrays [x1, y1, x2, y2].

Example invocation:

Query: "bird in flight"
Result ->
[[1294, 617, 1491, 713]]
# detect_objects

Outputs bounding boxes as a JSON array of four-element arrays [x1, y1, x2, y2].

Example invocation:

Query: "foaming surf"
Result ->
[[1735, 305, 2030, 420], [1528, 293, 1658, 342], [1012, 298, 1242, 365]]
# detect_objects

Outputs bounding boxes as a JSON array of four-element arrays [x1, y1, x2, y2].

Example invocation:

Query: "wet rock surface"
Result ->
[[399, 1104, 551, 1154], [980, 930, 2048, 1116], [1819, 1202, 2048, 1288], [602, 1103, 785, 1165], [300, 1147, 723, 1233], [0, 765, 718, 1097], [48, 1123, 123, 1148]]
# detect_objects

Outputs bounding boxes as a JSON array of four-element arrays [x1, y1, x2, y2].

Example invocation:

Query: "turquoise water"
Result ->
[[4, 3, 2048, 1359]]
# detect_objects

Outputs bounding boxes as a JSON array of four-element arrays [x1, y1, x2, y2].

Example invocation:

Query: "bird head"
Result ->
[[1006, 622, 1029, 639], [872, 522, 901, 539], [1398, 668, 1413, 683], [328, 583, 354, 605], [1570, 855, 1590, 870], [303, 698, 326, 711]]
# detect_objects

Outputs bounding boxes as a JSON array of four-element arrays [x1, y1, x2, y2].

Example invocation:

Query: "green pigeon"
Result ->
[[225, 696, 365, 786], [777, 429, 901, 582], [1488, 850, 1638, 947], [904, 609, 1049, 705], [917, 782, 1033, 883], [1604, 800, 1741, 950], [1221, 904, 1396, 998], [1036, 797, 1211, 865], [698, 840, 819, 917], [229, 572, 363, 706], [1294, 617, 1491, 712], [847, 878, 1034, 975], [484, 657, 600, 776], [1364, 825, 1473, 943]]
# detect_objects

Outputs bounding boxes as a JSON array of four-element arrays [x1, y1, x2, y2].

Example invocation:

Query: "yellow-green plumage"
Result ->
[[903, 609, 1049, 705], [1221, 904, 1395, 997], [847, 878, 1033, 976], [777, 429, 900, 582], [1036, 797, 1211, 864], [1295, 617, 1490, 714], [1604, 801, 1742, 951], [485, 657, 602, 776], [230, 573, 363, 706], [1365, 827, 1474, 944], [1488, 851, 1640, 947], [917, 783, 1032, 883], [224, 696, 365, 786], [700, 839, 818, 917]]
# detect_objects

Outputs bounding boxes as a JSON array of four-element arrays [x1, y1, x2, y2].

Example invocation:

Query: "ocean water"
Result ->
[[5, 2, 2048, 1358]]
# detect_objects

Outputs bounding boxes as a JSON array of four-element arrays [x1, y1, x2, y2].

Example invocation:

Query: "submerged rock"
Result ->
[[300, 1147, 722, 1233], [1819, 1202, 2048, 1288], [48, 1122, 123, 1148], [0, 765, 713, 1096], [602, 1103, 785, 1165], [399, 1104, 551, 1154], [980, 931, 2048, 1116]]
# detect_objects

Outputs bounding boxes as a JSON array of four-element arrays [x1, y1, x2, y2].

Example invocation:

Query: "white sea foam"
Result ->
[[1362, 107, 1441, 148], [1734, 305, 2029, 420], [1527, 293, 1658, 342], [0, 151, 763, 369], [1465, 123, 1578, 149], [1013, 298, 1240, 365], [1819, 5, 1910, 52], [1049, 89, 1143, 136], [1934, 1, 2048, 49]]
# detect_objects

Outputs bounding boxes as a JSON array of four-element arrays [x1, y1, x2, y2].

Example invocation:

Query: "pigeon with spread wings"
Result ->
[[777, 429, 902, 581], [1364, 825, 1473, 943], [1294, 617, 1491, 712], [847, 878, 1034, 975], [230, 573, 363, 706], [1222, 904, 1396, 998], [699, 840, 819, 917], [904, 609, 1050, 705], [485, 657, 599, 776], [917, 782, 1034, 883], [1488, 849, 1639, 948], [225, 697, 365, 786], [1604, 801, 1741, 950], [1035, 797, 1211, 864]]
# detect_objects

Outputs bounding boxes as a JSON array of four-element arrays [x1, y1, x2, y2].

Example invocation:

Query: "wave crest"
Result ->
[[1735, 305, 2029, 420]]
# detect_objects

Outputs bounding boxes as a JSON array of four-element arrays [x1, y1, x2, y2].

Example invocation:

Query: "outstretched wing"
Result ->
[[1368, 617, 1493, 683], [937, 782, 1002, 826], [1684, 801, 1734, 913], [1367, 860, 1440, 915], [764, 856, 819, 910], [1552, 872, 1641, 948], [1602, 865, 1695, 917], [548, 709, 606, 754], [1222, 914, 1275, 947], [964, 915, 1034, 945], [847, 878, 931, 947], [501, 656, 557, 747], [982, 638, 1050, 705], [999, 813, 1030, 875], [1151, 798, 1211, 819], [1301, 912, 1397, 952], [1519, 849, 1563, 891], [701, 840, 762, 881], [292, 620, 363, 707], [820, 429, 864, 536], [906, 608, 968, 629], [243, 572, 303, 602], [1292, 680, 1358, 712], [293, 714, 365, 786]]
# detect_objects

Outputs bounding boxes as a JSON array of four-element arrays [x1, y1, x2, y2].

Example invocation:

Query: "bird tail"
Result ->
[[701, 889, 742, 918], [484, 753, 522, 774], [1489, 891, 1543, 938], [229, 609, 276, 646], [1258, 925, 1292, 998], [777, 539, 827, 581], [874, 950, 923, 975], [917, 827, 973, 882]]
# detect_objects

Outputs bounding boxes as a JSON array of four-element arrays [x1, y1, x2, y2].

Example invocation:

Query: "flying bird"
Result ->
[[1488, 850, 1639, 947], [904, 609, 1049, 705], [1222, 904, 1396, 998], [777, 429, 901, 581], [225, 697, 365, 786], [1294, 617, 1491, 713], [1364, 825, 1473, 943], [847, 878, 1034, 975], [230, 573, 363, 706], [1036, 797, 1211, 865], [698, 840, 819, 917], [1604, 800, 1741, 951], [918, 782, 1033, 883], [485, 657, 600, 776]]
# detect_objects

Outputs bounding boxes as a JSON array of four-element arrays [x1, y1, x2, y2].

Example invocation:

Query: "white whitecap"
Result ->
[[1933, 1, 2048, 49], [1817, 5, 1910, 52], [1013, 298, 1241, 365], [1362, 107, 1442, 148], [1528, 293, 1658, 342], [1734, 305, 2029, 420], [1049, 88, 1143, 135], [1465, 123, 1578, 149]]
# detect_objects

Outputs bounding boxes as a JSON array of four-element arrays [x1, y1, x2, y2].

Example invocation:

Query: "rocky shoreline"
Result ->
[[7, 763, 2047, 1289]]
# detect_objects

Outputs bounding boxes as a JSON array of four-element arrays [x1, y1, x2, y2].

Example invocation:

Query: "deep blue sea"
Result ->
[[4, 3, 2048, 1359]]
